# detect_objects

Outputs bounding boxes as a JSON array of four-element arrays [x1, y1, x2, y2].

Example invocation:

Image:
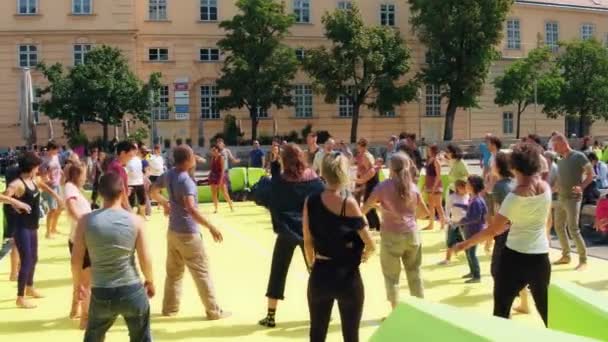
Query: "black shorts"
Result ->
[[68, 240, 91, 269], [149, 175, 159, 184], [128, 185, 147, 207]]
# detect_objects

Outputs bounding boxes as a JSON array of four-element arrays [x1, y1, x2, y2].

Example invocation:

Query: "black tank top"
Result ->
[[306, 194, 365, 266], [14, 178, 41, 230]]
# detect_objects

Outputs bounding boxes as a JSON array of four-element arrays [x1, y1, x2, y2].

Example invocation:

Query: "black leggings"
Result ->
[[493, 247, 551, 326], [266, 234, 308, 300], [308, 260, 363, 342]]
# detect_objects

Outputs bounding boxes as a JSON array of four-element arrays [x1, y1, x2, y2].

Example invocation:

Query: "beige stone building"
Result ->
[[2, 0, 608, 148]]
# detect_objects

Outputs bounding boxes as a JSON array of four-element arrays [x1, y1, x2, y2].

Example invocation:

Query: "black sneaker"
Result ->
[[465, 278, 481, 284], [461, 273, 474, 279], [258, 316, 276, 328]]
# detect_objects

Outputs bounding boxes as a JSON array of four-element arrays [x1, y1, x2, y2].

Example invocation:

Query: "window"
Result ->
[[18, 0, 37, 14], [545, 21, 559, 52], [379, 109, 396, 117], [425, 84, 441, 117], [380, 4, 395, 27], [73, 44, 92, 66], [294, 0, 310, 24], [19, 45, 38, 68], [506, 19, 521, 50], [32, 88, 41, 124], [152, 85, 170, 120], [339, 86, 355, 118], [255, 106, 269, 119], [149, 0, 167, 20], [337, 1, 352, 10], [581, 23, 595, 40], [148, 48, 169, 61], [200, 0, 217, 21], [199, 48, 220, 61], [295, 48, 305, 61], [200, 85, 219, 119], [72, 0, 92, 14], [294, 84, 313, 118], [502, 112, 514, 135]]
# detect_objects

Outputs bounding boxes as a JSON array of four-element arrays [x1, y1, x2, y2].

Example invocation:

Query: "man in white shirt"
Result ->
[[126, 144, 146, 216], [312, 138, 336, 175], [148, 144, 166, 184], [589, 152, 608, 189]]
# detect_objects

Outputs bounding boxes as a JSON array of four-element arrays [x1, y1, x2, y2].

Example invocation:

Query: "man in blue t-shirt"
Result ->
[[249, 140, 265, 168]]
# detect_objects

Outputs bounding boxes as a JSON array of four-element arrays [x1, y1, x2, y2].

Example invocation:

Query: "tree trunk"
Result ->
[[250, 109, 259, 141], [350, 105, 360, 143], [197, 116, 204, 147], [102, 123, 109, 148], [516, 108, 523, 139], [443, 100, 458, 141]]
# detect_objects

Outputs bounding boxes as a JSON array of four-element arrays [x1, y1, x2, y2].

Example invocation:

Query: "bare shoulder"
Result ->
[[345, 196, 363, 217], [130, 213, 145, 230]]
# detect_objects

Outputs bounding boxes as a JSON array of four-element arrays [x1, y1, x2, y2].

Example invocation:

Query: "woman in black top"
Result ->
[[257, 144, 325, 328], [303, 152, 375, 342], [4, 152, 62, 309]]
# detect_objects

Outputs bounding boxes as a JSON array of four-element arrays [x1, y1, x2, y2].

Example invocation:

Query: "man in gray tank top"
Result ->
[[71, 172, 154, 342], [151, 144, 230, 320]]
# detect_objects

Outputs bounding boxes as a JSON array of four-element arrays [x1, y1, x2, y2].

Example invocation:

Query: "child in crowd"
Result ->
[[439, 180, 469, 265], [454, 175, 487, 283]]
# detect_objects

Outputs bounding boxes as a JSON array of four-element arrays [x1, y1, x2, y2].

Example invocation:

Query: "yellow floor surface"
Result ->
[[1, 202, 607, 341]]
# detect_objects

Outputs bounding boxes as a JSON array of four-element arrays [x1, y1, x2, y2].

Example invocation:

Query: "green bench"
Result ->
[[371, 297, 595, 342], [548, 280, 608, 341]]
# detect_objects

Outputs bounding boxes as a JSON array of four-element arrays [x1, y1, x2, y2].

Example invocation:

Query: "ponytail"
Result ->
[[390, 152, 413, 204]]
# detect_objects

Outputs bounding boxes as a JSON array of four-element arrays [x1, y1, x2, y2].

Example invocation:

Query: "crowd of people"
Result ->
[[0, 130, 605, 342]]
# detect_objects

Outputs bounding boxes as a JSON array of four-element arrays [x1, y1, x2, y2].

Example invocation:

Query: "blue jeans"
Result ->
[[465, 245, 480, 279], [85, 283, 151, 342]]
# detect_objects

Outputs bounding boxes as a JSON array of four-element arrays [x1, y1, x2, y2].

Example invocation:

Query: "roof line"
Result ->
[[516, 0, 608, 11]]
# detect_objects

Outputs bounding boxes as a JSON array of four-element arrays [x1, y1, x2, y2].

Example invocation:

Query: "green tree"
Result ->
[[216, 0, 297, 141], [493, 47, 558, 138], [304, 5, 417, 143], [39, 45, 161, 145], [409, 0, 513, 140], [541, 39, 608, 137]]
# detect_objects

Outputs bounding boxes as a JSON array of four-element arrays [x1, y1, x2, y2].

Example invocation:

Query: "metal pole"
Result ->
[[417, 88, 422, 138], [534, 79, 538, 133]]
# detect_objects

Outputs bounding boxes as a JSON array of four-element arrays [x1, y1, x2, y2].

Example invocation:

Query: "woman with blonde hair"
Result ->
[[63, 162, 92, 328], [303, 152, 375, 342], [362, 152, 429, 312]]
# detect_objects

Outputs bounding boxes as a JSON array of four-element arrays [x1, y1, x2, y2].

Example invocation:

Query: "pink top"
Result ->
[[596, 198, 608, 232], [64, 182, 92, 242], [372, 179, 420, 234]]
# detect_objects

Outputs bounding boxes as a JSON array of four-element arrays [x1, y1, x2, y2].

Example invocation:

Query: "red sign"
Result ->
[[174, 83, 188, 91]]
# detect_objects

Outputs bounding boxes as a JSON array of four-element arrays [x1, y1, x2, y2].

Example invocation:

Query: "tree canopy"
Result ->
[[38, 45, 161, 145], [303, 5, 417, 143], [540, 39, 608, 137], [409, 0, 513, 140], [216, 0, 298, 141], [493, 47, 558, 138]]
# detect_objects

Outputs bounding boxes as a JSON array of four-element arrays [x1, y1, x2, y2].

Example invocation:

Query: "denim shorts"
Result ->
[[42, 185, 61, 210]]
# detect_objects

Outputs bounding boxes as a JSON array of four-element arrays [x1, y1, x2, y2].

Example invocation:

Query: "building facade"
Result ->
[[2, 0, 608, 148]]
